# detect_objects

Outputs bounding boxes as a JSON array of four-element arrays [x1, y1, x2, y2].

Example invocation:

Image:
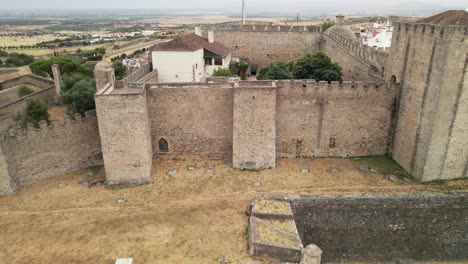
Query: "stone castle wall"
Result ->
[[147, 82, 234, 157], [0, 111, 101, 196], [289, 193, 468, 261], [0, 74, 56, 117], [321, 33, 389, 81], [213, 26, 322, 70], [95, 87, 153, 186], [0, 74, 54, 91], [233, 84, 277, 169], [276, 81, 398, 157], [386, 22, 468, 181], [142, 80, 397, 163]]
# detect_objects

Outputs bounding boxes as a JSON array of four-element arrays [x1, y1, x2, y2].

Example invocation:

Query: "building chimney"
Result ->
[[336, 14, 345, 25], [194, 26, 202, 37], [51, 64, 62, 95], [242, 0, 246, 26], [208, 31, 214, 43]]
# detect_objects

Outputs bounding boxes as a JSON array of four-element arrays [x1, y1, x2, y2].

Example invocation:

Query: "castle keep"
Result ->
[[0, 14, 466, 195]]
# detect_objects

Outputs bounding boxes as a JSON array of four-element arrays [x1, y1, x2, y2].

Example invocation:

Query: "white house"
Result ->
[[363, 21, 393, 51], [151, 29, 231, 82]]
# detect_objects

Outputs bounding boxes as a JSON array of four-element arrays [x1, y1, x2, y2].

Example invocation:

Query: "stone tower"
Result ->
[[387, 22, 468, 181], [336, 14, 345, 25], [94, 61, 116, 92]]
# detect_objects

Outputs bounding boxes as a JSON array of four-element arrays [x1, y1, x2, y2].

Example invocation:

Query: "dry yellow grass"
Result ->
[[0, 66, 31, 81], [0, 156, 466, 263], [0, 35, 65, 47], [257, 221, 301, 247], [253, 199, 292, 215]]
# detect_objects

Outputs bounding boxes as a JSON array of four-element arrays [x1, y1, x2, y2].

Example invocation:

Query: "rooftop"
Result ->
[[418, 10, 468, 26], [152, 33, 230, 56]]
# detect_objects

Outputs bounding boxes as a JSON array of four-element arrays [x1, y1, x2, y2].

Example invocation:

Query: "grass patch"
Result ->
[[422, 179, 448, 186], [356, 155, 407, 175]]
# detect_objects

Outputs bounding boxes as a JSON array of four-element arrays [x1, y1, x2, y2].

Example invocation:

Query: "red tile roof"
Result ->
[[418, 10, 468, 26], [152, 33, 230, 56]]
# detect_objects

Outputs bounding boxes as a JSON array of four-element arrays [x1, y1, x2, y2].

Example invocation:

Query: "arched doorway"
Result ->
[[390, 75, 397, 83], [159, 138, 169, 153]]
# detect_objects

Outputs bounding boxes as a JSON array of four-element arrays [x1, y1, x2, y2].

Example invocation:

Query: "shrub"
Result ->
[[212, 67, 232, 77], [293, 52, 343, 82], [17, 85, 34, 97], [257, 61, 293, 80], [20, 98, 50, 129]]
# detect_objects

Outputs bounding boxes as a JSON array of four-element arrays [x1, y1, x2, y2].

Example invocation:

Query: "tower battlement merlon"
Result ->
[[213, 24, 322, 33], [1, 110, 98, 142], [393, 22, 468, 36]]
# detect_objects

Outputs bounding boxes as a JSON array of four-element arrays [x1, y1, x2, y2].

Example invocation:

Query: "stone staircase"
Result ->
[[248, 198, 303, 262]]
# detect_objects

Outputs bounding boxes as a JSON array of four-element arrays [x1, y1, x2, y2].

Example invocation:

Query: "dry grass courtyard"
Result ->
[[0, 156, 466, 264]]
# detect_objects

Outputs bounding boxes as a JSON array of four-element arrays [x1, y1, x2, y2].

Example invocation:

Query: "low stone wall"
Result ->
[[0, 74, 54, 91], [0, 74, 56, 117], [282, 193, 468, 261], [0, 111, 102, 196]]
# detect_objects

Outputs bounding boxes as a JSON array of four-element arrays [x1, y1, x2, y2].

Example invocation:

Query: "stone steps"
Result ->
[[249, 198, 303, 262]]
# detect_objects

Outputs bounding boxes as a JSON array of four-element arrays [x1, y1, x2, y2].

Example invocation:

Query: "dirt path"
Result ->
[[0, 157, 466, 263]]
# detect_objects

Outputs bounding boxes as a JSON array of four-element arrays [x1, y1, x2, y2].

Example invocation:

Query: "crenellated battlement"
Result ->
[[143, 79, 396, 95], [393, 22, 468, 36], [324, 32, 389, 75], [214, 24, 322, 33], [2, 110, 98, 141]]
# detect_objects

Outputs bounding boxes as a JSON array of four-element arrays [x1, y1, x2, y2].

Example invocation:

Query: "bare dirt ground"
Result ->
[[0, 156, 466, 264], [0, 66, 31, 81], [47, 105, 68, 122]]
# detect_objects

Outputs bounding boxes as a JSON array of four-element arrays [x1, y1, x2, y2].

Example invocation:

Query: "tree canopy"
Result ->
[[20, 98, 50, 129], [112, 61, 127, 80], [321, 20, 335, 31], [293, 52, 343, 82], [257, 61, 293, 80], [60, 73, 96, 116], [235, 61, 249, 80], [29, 57, 93, 78]]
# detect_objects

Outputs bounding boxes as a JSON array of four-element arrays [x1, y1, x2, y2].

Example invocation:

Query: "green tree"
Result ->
[[212, 67, 232, 77], [235, 61, 249, 80], [257, 61, 293, 80], [29, 57, 93, 78], [293, 52, 343, 82], [20, 98, 50, 129], [17, 85, 34, 97], [321, 20, 335, 31], [112, 61, 127, 80], [60, 73, 96, 116]]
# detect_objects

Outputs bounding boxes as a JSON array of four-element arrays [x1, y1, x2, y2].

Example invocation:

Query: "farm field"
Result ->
[[0, 34, 65, 47]]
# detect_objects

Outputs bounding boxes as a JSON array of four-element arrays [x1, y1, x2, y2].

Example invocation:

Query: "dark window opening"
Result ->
[[390, 75, 397, 83], [159, 138, 169, 153], [251, 65, 257, 76], [214, 58, 223, 66], [205, 58, 213, 65]]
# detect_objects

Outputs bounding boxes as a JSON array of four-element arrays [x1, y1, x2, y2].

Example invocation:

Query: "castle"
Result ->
[[0, 13, 466, 195]]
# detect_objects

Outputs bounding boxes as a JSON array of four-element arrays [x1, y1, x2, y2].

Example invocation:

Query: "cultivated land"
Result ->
[[0, 35, 64, 47], [0, 156, 466, 264]]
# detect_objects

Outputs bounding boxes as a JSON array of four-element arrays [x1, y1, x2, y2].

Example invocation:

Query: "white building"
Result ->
[[363, 21, 393, 51], [151, 29, 231, 82], [142, 30, 156, 36]]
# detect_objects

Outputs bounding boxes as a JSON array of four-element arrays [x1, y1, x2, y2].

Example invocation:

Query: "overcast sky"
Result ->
[[1, 0, 467, 10]]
